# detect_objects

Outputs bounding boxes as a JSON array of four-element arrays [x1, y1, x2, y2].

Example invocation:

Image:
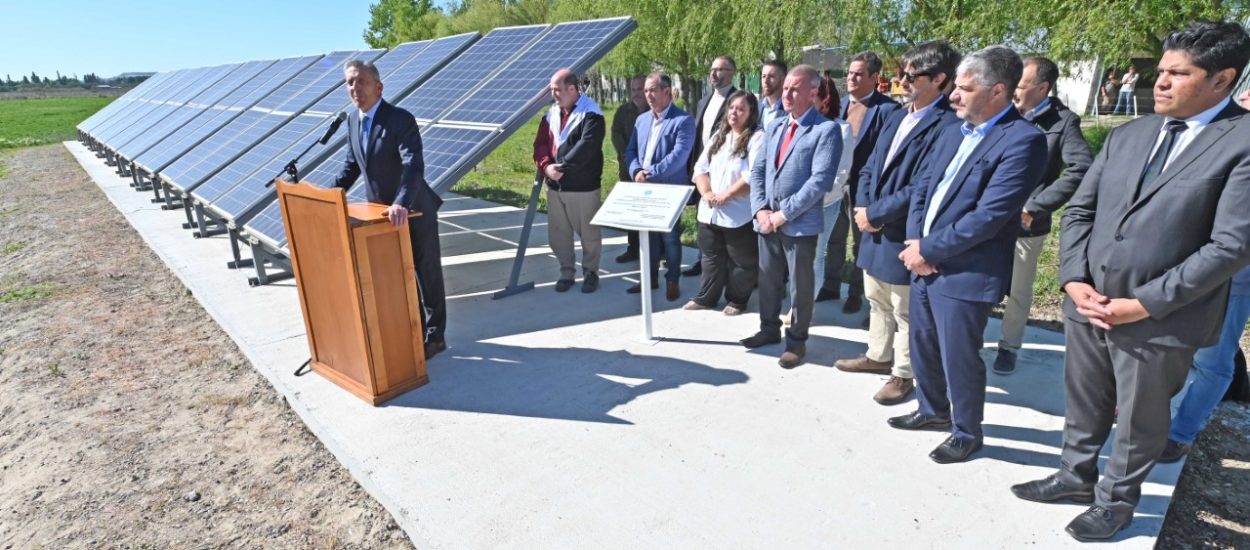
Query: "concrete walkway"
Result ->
[[68, 141, 1180, 548]]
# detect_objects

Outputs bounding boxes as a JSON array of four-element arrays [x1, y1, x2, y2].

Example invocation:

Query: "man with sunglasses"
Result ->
[[835, 41, 963, 406]]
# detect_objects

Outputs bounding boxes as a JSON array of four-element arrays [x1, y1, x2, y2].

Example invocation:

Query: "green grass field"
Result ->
[[0, 96, 114, 149]]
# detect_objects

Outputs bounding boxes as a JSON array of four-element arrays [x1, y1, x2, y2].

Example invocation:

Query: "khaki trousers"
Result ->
[[864, 273, 911, 378], [999, 234, 1047, 351], [547, 188, 602, 279]]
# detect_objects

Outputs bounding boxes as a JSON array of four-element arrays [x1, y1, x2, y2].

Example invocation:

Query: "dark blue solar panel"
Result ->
[[105, 64, 241, 152], [118, 60, 274, 160], [398, 26, 545, 121], [242, 199, 290, 249], [133, 55, 320, 173], [195, 114, 325, 209], [161, 109, 269, 191], [254, 51, 357, 112], [445, 19, 634, 126]]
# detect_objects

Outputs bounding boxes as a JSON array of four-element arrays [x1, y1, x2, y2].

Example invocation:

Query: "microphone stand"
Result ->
[[266, 113, 345, 188]]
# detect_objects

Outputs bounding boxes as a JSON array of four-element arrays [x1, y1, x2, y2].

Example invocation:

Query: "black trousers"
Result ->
[[408, 210, 446, 343], [825, 196, 863, 296], [693, 221, 758, 309], [1058, 319, 1194, 515]]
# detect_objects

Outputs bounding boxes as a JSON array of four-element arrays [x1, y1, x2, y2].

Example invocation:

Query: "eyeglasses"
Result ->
[[902, 71, 931, 82]]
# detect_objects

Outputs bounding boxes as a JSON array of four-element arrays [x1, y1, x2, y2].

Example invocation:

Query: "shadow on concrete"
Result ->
[[384, 342, 749, 424]]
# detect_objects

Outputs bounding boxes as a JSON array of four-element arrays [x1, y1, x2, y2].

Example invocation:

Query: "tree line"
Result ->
[[0, 71, 148, 93], [367, 0, 1247, 104]]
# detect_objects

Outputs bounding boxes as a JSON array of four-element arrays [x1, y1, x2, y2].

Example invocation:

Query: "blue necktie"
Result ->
[[361, 115, 371, 155]]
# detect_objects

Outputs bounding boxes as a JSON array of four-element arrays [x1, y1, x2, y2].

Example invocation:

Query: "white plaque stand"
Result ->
[[591, 182, 694, 341]]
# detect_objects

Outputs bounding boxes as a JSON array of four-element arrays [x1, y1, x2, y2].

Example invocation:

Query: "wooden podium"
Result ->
[[275, 180, 428, 405]]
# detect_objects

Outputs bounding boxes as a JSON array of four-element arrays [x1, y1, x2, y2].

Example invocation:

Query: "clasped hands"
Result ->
[[1064, 281, 1150, 330], [755, 209, 786, 234], [898, 240, 938, 276]]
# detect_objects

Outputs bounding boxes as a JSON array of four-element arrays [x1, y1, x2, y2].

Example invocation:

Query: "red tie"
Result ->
[[776, 121, 798, 168]]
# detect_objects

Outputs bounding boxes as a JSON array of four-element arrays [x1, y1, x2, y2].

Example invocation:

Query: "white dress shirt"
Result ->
[[922, 104, 1014, 236], [693, 131, 763, 227], [1150, 95, 1230, 171]]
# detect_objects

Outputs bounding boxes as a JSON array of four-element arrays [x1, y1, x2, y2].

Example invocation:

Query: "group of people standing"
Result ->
[[530, 20, 1250, 542]]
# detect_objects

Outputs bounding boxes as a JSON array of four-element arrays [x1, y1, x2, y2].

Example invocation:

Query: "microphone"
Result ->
[[318, 112, 347, 144]]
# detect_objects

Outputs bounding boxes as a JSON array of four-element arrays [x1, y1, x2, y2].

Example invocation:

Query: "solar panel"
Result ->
[[117, 60, 275, 160], [183, 50, 381, 202], [443, 19, 635, 126], [159, 52, 359, 192], [131, 55, 321, 175], [84, 69, 191, 141], [204, 35, 479, 227], [101, 64, 240, 151], [400, 26, 547, 122], [90, 67, 210, 143], [78, 70, 175, 134]]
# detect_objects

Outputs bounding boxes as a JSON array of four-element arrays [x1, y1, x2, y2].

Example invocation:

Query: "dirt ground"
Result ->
[[0, 145, 413, 548], [1, 143, 1247, 548]]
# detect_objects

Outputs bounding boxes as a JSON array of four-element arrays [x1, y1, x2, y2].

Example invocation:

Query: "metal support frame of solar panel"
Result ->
[[238, 24, 550, 266], [240, 17, 635, 290], [130, 55, 322, 211], [100, 65, 242, 176], [196, 35, 479, 274], [87, 68, 207, 155], [170, 50, 381, 247], [119, 60, 277, 191]]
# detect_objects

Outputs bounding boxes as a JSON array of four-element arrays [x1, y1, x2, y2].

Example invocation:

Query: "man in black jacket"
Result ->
[[991, 56, 1093, 374], [533, 68, 606, 293]]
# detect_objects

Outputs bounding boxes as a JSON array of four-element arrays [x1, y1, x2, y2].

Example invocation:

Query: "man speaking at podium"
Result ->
[[334, 60, 448, 360]]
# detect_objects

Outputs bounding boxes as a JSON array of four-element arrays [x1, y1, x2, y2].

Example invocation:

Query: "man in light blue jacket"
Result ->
[[740, 64, 843, 368], [625, 72, 696, 301]]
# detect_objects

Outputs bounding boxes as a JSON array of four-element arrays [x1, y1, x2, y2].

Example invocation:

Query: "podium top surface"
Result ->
[[346, 202, 422, 226]]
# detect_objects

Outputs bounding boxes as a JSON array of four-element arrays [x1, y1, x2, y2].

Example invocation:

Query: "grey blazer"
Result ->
[[749, 107, 842, 237], [1059, 100, 1250, 347]]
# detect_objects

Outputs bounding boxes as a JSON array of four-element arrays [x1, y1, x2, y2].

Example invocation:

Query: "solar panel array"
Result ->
[[80, 17, 636, 284]]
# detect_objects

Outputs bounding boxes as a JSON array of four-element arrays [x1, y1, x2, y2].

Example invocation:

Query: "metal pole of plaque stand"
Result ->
[[638, 229, 655, 341]]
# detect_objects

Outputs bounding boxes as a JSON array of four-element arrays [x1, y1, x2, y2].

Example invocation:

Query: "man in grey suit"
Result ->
[[1011, 21, 1250, 542], [740, 65, 843, 368]]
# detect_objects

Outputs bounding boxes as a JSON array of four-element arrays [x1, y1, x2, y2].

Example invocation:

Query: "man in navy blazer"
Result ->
[[624, 72, 696, 301], [333, 60, 448, 359], [887, 46, 1046, 464], [835, 41, 962, 406], [819, 52, 901, 314], [740, 65, 843, 368]]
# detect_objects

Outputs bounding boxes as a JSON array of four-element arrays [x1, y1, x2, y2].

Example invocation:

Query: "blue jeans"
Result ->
[[814, 198, 843, 285], [1169, 293, 1250, 444], [648, 222, 684, 283], [1113, 90, 1134, 115]]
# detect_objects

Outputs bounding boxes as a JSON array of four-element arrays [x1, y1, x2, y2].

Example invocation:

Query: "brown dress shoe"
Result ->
[[873, 376, 914, 405], [834, 355, 893, 374], [666, 280, 680, 301]]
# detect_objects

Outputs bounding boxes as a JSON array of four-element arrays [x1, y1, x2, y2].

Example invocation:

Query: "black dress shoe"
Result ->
[[626, 280, 659, 293], [815, 286, 841, 302], [930, 435, 983, 464], [842, 294, 863, 313], [1010, 474, 1094, 504], [1158, 439, 1191, 463], [740, 331, 782, 348], [615, 250, 638, 263], [1066, 506, 1132, 542], [887, 410, 952, 431], [554, 278, 574, 292], [581, 272, 599, 294], [682, 263, 702, 277], [424, 340, 447, 360], [779, 344, 806, 369]]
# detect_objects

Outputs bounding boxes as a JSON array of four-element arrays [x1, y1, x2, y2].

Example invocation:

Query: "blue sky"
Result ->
[[0, 0, 391, 80]]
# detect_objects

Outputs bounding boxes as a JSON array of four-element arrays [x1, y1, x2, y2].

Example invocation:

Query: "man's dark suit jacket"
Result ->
[[855, 97, 960, 285], [907, 107, 1047, 303], [691, 86, 738, 170], [840, 91, 902, 198], [334, 99, 442, 215], [1060, 100, 1250, 348], [1020, 97, 1093, 237], [533, 109, 606, 192]]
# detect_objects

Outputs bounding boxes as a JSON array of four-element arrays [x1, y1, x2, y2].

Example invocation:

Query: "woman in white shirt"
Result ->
[[684, 91, 763, 316]]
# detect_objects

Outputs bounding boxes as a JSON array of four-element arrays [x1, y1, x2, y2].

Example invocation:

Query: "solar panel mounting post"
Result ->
[[491, 175, 542, 299]]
